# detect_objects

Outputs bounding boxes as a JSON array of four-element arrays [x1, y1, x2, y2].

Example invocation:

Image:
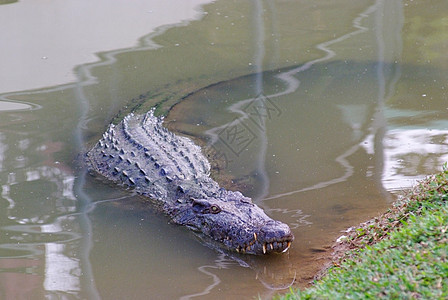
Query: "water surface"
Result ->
[[1, 0, 447, 299]]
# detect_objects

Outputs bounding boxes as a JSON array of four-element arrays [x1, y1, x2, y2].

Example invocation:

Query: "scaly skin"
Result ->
[[86, 110, 294, 255]]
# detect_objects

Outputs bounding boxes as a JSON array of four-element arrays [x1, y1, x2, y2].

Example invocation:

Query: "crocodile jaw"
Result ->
[[169, 192, 294, 255]]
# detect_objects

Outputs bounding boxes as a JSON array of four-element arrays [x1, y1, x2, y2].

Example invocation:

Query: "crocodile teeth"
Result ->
[[253, 233, 257, 241], [262, 244, 267, 254], [269, 243, 273, 250]]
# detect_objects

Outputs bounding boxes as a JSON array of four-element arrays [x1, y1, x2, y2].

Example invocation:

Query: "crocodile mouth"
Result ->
[[226, 220, 295, 255], [235, 237, 293, 255], [196, 228, 294, 255]]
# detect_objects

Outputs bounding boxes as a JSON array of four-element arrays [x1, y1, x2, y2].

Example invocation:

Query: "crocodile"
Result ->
[[86, 109, 294, 255]]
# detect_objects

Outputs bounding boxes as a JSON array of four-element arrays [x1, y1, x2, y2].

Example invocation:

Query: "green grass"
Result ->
[[276, 165, 448, 299]]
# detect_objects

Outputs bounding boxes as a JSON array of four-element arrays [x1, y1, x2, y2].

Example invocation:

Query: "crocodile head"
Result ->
[[169, 190, 294, 255]]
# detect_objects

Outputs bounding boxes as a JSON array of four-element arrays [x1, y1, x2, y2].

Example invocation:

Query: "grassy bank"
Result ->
[[277, 165, 448, 299]]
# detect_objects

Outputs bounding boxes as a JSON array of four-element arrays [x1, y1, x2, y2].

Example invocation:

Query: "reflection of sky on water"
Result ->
[[0, 101, 33, 111], [42, 220, 81, 295], [380, 128, 448, 190], [360, 104, 448, 191], [0, 134, 5, 172], [0, 0, 212, 94], [0, 136, 81, 296]]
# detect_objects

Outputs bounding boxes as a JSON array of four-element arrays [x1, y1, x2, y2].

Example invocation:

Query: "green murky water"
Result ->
[[1, 0, 447, 299]]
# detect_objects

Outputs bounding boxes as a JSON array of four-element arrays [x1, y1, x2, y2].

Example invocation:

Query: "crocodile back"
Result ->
[[86, 110, 212, 199]]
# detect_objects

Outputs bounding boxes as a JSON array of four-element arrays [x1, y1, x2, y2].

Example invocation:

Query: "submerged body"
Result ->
[[86, 110, 293, 255]]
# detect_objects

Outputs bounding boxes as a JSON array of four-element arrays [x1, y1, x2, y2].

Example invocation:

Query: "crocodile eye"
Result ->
[[192, 199, 221, 214], [210, 205, 221, 214]]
